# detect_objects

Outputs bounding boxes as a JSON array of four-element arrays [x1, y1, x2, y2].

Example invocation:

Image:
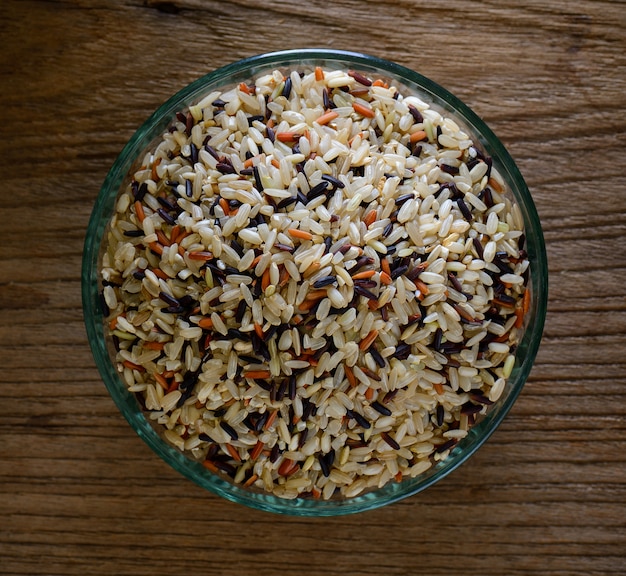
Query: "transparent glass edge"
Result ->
[[82, 49, 548, 516]]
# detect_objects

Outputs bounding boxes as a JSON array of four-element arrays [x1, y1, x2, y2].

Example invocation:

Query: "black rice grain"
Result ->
[[159, 291, 180, 307], [472, 237, 484, 259], [307, 180, 330, 200], [380, 431, 400, 450], [282, 76, 292, 99], [456, 197, 472, 222], [435, 439, 456, 454], [408, 104, 423, 123], [395, 193, 414, 206], [313, 275, 337, 288], [347, 409, 371, 429], [440, 163, 459, 175], [220, 421, 239, 441], [390, 264, 408, 280], [354, 285, 378, 300], [371, 401, 392, 416], [369, 345, 386, 368], [321, 174, 345, 189], [318, 450, 333, 477], [436, 404, 445, 426], [348, 70, 372, 86], [123, 229, 144, 237], [157, 208, 176, 225]]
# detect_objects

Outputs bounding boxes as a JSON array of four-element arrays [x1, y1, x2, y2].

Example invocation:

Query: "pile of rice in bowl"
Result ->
[[100, 65, 530, 500]]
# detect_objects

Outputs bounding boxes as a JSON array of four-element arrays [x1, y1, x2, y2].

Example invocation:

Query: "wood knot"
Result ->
[[145, 1, 181, 14]]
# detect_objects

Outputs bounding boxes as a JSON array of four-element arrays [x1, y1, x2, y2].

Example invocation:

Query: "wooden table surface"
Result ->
[[2, 1, 625, 574]]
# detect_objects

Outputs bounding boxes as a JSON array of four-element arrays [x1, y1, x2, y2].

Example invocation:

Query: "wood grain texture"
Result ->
[[1, 0, 625, 574]]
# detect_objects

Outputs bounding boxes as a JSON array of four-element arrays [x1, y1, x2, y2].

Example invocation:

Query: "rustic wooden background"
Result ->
[[2, 1, 625, 574]]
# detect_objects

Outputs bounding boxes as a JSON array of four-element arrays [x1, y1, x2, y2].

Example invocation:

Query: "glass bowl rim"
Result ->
[[82, 48, 548, 516]]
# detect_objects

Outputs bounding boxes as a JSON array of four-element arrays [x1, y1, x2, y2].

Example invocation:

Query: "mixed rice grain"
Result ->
[[100, 66, 530, 500]]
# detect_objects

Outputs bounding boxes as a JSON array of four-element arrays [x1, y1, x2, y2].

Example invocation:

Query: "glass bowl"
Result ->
[[82, 49, 547, 516]]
